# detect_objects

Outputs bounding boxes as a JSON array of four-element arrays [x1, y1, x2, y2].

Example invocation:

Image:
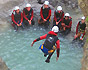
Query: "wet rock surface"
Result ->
[[78, 0, 88, 70], [0, 58, 10, 70]]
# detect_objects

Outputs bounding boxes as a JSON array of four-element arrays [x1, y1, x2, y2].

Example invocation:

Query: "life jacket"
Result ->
[[44, 34, 58, 50], [55, 10, 64, 19], [79, 21, 86, 31], [63, 17, 72, 26], [12, 11, 21, 22], [41, 6, 51, 19], [23, 8, 33, 18]]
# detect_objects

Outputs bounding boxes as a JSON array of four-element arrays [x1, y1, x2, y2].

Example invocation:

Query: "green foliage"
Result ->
[[87, 37, 88, 42], [86, 16, 88, 22]]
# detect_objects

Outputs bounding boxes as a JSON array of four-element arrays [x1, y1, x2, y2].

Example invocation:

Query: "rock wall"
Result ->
[[0, 58, 9, 70], [78, 0, 88, 70]]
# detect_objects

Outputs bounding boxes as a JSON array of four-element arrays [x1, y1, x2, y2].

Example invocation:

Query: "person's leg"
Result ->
[[23, 19, 29, 27], [31, 19, 35, 25], [14, 24, 18, 31], [44, 21, 50, 28], [45, 50, 55, 63], [38, 18, 44, 26], [21, 22, 25, 29]]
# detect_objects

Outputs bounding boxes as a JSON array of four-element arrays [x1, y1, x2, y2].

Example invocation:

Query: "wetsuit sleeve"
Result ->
[[30, 10, 33, 21], [56, 40, 60, 57], [76, 22, 80, 35], [20, 12, 23, 23], [23, 10, 28, 21], [65, 20, 72, 28], [46, 9, 51, 20], [40, 8, 44, 20], [54, 11, 57, 22], [33, 34, 47, 42], [11, 13, 18, 25]]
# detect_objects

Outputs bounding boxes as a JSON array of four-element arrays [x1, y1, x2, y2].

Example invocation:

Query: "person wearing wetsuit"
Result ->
[[74, 16, 86, 40], [38, 1, 51, 28], [23, 4, 35, 27], [53, 6, 64, 29], [11, 6, 24, 31], [31, 26, 60, 63], [61, 13, 72, 35]]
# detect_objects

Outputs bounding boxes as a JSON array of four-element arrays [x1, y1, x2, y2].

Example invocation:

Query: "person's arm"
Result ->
[[76, 22, 80, 35], [23, 10, 29, 21], [11, 13, 18, 25], [65, 20, 72, 28], [31, 34, 47, 46], [46, 9, 51, 20], [30, 10, 33, 21], [56, 40, 60, 61], [20, 12, 23, 23], [40, 8, 44, 20]]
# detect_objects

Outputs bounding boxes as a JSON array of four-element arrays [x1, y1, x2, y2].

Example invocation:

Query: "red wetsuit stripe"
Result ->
[[76, 22, 80, 34]]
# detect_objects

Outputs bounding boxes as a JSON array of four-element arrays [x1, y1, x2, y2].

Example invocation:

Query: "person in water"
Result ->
[[31, 26, 60, 63], [74, 16, 86, 40], [61, 13, 72, 35], [23, 4, 35, 27], [38, 1, 51, 28], [11, 6, 24, 31], [53, 6, 64, 29]]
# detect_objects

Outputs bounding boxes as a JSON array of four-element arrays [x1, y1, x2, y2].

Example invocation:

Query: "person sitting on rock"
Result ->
[[60, 13, 72, 35], [11, 6, 24, 31], [23, 4, 35, 27], [38, 1, 51, 28], [74, 16, 86, 40], [53, 6, 64, 29]]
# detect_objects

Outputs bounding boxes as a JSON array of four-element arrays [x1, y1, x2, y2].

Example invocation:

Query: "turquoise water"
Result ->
[[0, 25, 83, 70]]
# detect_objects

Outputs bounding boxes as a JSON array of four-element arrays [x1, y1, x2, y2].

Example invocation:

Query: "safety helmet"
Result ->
[[57, 6, 62, 11], [65, 13, 70, 17], [44, 1, 49, 5], [81, 16, 85, 20], [26, 4, 31, 7], [52, 26, 59, 33], [15, 6, 19, 10]]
